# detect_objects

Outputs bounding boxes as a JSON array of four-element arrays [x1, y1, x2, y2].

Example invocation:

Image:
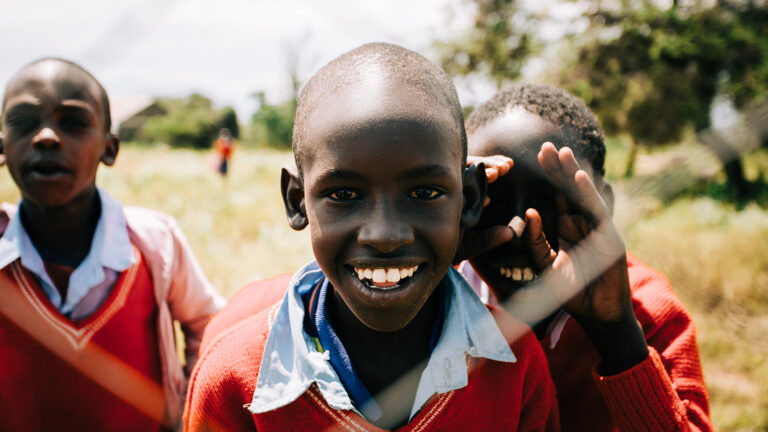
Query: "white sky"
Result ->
[[1, 0, 486, 119]]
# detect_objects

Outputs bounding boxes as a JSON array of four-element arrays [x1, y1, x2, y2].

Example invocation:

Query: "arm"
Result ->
[[527, 144, 710, 431], [165, 218, 226, 375], [591, 268, 712, 432]]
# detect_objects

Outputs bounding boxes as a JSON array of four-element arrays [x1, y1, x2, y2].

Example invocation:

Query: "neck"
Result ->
[[20, 188, 101, 266], [330, 285, 441, 428]]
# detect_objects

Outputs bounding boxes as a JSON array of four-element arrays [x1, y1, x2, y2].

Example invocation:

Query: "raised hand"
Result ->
[[524, 142, 648, 374]]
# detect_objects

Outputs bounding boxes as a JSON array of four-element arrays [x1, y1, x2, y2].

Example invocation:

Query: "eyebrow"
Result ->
[[397, 164, 455, 180], [313, 168, 368, 185]]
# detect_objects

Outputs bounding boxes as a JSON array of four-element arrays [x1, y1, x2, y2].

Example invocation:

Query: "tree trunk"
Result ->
[[624, 137, 639, 178], [699, 130, 750, 199]]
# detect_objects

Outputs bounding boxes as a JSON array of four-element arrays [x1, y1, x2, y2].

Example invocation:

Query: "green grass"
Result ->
[[0, 144, 765, 429]]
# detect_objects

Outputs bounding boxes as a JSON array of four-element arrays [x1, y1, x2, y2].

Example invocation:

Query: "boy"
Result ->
[[0, 58, 224, 430], [459, 83, 712, 431], [185, 43, 559, 431]]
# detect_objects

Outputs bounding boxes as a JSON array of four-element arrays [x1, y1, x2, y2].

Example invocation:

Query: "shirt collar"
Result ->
[[0, 188, 135, 313], [249, 261, 516, 421]]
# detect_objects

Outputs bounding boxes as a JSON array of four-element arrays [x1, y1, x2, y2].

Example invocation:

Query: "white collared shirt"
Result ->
[[0, 188, 135, 319], [249, 261, 517, 421]]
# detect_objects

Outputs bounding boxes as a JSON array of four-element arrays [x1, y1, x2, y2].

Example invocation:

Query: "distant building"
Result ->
[[111, 96, 167, 141]]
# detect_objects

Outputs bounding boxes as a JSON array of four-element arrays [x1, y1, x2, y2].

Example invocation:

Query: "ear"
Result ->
[[599, 180, 615, 217], [101, 134, 120, 166], [461, 162, 488, 228], [281, 166, 308, 230]]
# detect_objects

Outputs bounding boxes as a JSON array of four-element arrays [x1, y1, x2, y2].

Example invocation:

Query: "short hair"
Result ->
[[292, 42, 465, 173], [466, 83, 605, 176], [2, 57, 112, 132]]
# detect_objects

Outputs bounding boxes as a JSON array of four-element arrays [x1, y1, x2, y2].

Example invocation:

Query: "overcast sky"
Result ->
[[1, 0, 489, 119]]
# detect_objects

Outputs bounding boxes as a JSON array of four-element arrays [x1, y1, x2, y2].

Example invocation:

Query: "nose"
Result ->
[[32, 126, 60, 149], [357, 203, 414, 254]]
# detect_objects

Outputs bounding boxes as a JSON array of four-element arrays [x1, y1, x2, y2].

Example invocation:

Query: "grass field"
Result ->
[[0, 144, 765, 430]]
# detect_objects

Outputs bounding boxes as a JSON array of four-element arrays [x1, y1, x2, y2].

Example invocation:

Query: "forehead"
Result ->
[[3, 61, 103, 114], [300, 75, 462, 169]]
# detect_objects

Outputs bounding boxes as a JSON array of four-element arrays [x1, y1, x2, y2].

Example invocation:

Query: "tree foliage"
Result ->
[[142, 94, 235, 149], [250, 91, 295, 149]]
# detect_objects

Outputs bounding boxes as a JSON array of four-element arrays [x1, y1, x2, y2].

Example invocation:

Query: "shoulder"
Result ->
[[201, 275, 291, 352], [124, 206, 179, 234], [189, 307, 273, 403]]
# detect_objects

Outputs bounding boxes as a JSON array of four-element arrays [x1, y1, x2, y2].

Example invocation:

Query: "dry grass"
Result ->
[[0, 144, 765, 430]]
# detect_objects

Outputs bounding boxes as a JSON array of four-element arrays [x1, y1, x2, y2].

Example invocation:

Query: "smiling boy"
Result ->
[[184, 44, 558, 431], [0, 58, 223, 430], [460, 83, 712, 431]]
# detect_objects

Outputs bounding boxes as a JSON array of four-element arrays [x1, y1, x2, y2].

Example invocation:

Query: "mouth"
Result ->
[[26, 161, 71, 178], [349, 264, 420, 290]]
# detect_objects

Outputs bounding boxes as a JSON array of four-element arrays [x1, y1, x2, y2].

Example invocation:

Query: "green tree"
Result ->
[[250, 92, 295, 149], [218, 106, 240, 139], [142, 94, 226, 149]]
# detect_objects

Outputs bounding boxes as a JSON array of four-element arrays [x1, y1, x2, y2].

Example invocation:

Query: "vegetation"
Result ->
[[141, 94, 238, 149], [249, 91, 295, 149], [438, 0, 768, 197]]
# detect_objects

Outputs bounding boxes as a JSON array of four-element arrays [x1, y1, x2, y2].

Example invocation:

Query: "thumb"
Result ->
[[524, 208, 557, 273], [456, 225, 516, 263]]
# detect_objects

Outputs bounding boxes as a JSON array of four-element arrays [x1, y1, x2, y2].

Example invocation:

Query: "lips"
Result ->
[[25, 160, 71, 178]]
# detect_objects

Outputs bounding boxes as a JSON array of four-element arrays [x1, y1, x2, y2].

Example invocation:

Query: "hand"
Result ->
[[523, 143, 647, 373], [455, 155, 515, 264]]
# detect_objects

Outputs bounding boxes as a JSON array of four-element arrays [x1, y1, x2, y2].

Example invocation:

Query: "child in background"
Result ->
[[185, 43, 559, 431], [0, 58, 224, 430], [214, 128, 235, 177], [460, 83, 712, 431]]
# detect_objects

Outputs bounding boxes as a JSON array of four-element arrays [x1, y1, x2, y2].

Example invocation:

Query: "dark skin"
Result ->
[[0, 60, 119, 297], [462, 110, 648, 375], [282, 77, 485, 428]]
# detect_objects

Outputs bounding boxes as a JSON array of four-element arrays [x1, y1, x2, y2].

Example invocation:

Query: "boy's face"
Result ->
[[468, 109, 598, 300], [1, 61, 117, 208], [287, 79, 473, 332]]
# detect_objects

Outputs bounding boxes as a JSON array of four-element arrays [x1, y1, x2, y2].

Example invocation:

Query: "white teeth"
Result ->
[[386, 268, 400, 282], [354, 265, 420, 286], [512, 268, 522, 281], [372, 269, 387, 283], [523, 267, 534, 281], [499, 266, 536, 281]]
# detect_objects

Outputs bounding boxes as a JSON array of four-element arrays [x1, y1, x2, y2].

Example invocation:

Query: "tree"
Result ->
[[436, 0, 768, 198], [218, 106, 240, 139], [142, 94, 223, 149], [250, 92, 295, 149]]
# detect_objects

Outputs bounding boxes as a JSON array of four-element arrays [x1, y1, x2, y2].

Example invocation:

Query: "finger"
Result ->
[[524, 208, 557, 273], [458, 225, 516, 261], [485, 168, 499, 183], [573, 170, 610, 222], [483, 196, 491, 207], [557, 147, 581, 178]]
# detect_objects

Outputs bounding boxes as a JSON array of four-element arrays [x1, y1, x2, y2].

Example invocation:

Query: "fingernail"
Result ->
[[508, 216, 526, 237]]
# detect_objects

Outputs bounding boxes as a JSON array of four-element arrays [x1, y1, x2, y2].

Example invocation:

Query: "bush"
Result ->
[[142, 94, 238, 149]]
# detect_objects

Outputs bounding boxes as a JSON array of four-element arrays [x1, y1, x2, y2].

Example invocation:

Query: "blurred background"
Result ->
[[2, 0, 767, 429]]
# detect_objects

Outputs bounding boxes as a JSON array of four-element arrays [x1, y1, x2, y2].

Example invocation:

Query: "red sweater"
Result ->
[[185, 278, 560, 431], [0, 253, 166, 431], [544, 254, 711, 432]]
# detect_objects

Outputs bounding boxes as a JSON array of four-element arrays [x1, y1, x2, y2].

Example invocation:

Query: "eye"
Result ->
[[6, 115, 38, 134], [409, 187, 441, 200], [328, 188, 359, 202], [60, 115, 91, 131]]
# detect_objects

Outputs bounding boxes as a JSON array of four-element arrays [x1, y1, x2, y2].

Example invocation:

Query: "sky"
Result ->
[[1, 0, 486, 120]]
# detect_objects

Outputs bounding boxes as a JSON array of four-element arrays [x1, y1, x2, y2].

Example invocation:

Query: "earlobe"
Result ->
[[101, 134, 120, 166], [461, 162, 488, 228], [601, 181, 615, 217], [281, 166, 308, 231]]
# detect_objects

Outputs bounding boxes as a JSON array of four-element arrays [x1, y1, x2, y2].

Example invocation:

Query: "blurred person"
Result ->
[[0, 58, 224, 430], [214, 128, 235, 177], [184, 43, 559, 431], [459, 83, 712, 431]]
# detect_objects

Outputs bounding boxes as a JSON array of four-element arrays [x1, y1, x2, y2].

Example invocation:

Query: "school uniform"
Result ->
[[185, 261, 559, 431], [460, 254, 712, 432], [0, 189, 224, 431]]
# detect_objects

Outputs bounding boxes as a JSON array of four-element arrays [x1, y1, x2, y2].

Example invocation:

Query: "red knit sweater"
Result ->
[[543, 254, 712, 432], [0, 253, 166, 431], [185, 278, 560, 431]]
